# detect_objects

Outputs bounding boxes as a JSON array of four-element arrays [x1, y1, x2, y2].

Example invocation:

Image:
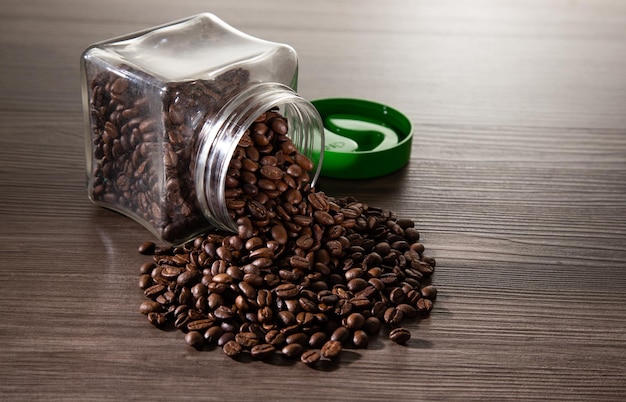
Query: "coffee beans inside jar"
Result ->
[[87, 65, 253, 244], [137, 107, 437, 366]]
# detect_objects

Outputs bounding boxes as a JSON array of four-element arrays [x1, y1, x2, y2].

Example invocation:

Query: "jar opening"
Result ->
[[194, 82, 324, 233]]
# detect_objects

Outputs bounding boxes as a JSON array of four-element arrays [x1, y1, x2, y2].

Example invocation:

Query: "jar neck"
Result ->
[[194, 82, 325, 233]]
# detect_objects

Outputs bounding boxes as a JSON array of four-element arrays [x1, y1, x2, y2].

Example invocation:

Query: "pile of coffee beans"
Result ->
[[88, 66, 250, 243], [137, 109, 437, 366]]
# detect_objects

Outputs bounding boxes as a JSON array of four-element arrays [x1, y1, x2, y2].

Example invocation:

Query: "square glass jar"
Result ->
[[82, 14, 323, 244]]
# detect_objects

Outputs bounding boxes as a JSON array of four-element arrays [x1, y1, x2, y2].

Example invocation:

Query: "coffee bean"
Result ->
[[270, 117, 288, 135], [223, 339, 243, 357], [294, 153, 314, 172], [139, 301, 162, 315], [214, 305, 235, 320], [330, 326, 350, 344], [313, 211, 334, 226], [143, 284, 165, 298], [389, 327, 411, 345], [384, 307, 404, 326], [204, 326, 223, 344], [308, 331, 329, 348], [138, 241, 156, 255], [286, 332, 309, 346], [320, 340, 342, 359], [344, 312, 366, 330], [300, 350, 321, 366], [389, 287, 406, 305], [235, 331, 260, 348], [352, 330, 369, 348], [274, 283, 300, 299], [270, 224, 288, 244], [307, 191, 329, 211], [282, 343, 304, 358], [421, 285, 438, 300], [147, 312, 167, 327], [397, 303, 418, 319], [185, 331, 205, 349], [250, 343, 276, 359], [265, 329, 286, 347], [187, 318, 215, 332], [417, 297, 434, 313], [138, 274, 153, 290]]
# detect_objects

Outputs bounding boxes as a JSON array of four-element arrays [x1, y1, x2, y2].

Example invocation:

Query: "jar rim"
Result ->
[[194, 82, 325, 233]]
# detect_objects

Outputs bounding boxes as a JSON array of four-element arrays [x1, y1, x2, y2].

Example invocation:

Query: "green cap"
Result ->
[[311, 98, 413, 179]]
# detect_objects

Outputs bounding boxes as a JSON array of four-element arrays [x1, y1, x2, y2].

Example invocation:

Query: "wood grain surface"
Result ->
[[1, 0, 625, 400]]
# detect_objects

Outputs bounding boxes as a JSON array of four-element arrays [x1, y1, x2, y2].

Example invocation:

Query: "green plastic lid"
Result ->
[[311, 98, 413, 179]]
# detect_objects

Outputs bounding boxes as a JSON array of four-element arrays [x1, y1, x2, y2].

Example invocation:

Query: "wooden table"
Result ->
[[2, 0, 625, 400]]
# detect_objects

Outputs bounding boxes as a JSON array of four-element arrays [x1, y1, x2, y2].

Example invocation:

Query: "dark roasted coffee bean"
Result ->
[[187, 318, 215, 332], [235, 331, 260, 348], [222, 339, 243, 357], [347, 278, 369, 293], [204, 326, 223, 344], [298, 297, 318, 313], [214, 305, 235, 320], [250, 343, 276, 359], [265, 329, 285, 347], [257, 306, 273, 323], [296, 312, 316, 327], [300, 349, 321, 366], [397, 303, 418, 319], [282, 343, 304, 358], [404, 228, 420, 242], [218, 332, 236, 347], [417, 297, 434, 313], [143, 284, 165, 298], [384, 307, 404, 326], [147, 312, 167, 327], [294, 153, 314, 171], [421, 284, 438, 300], [422, 256, 436, 267], [286, 332, 309, 346], [277, 310, 296, 326], [412, 259, 434, 275], [320, 340, 342, 359], [138, 241, 156, 255], [308, 331, 328, 348], [274, 283, 300, 299], [389, 327, 411, 345], [352, 330, 369, 348], [313, 210, 334, 226], [289, 255, 310, 269], [177, 269, 201, 286], [307, 191, 329, 211], [344, 312, 366, 330], [389, 287, 406, 305], [330, 326, 350, 344], [139, 262, 155, 275], [185, 331, 205, 349], [270, 224, 288, 244], [174, 314, 191, 330], [139, 301, 162, 315], [260, 165, 283, 180], [270, 117, 288, 135]]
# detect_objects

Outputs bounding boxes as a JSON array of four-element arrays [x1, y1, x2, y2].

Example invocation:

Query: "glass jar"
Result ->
[[81, 13, 324, 245]]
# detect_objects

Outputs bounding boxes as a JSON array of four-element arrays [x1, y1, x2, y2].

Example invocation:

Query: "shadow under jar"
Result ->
[[81, 13, 324, 245]]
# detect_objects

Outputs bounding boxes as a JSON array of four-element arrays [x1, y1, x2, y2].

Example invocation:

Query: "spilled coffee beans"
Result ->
[[137, 108, 437, 366]]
